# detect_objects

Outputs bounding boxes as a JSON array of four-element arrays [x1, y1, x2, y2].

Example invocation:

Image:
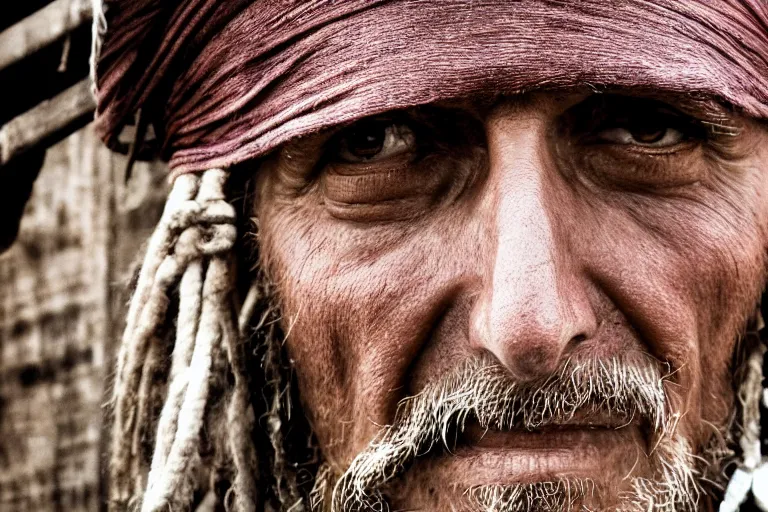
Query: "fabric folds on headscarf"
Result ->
[[92, 0, 768, 175]]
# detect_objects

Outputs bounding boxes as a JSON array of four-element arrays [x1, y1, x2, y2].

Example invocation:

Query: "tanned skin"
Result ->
[[253, 91, 768, 510]]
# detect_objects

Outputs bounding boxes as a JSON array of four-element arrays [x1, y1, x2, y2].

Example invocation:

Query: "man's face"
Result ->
[[254, 91, 768, 510]]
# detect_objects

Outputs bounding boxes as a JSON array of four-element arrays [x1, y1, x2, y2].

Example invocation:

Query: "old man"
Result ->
[[91, 1, 768, 511]]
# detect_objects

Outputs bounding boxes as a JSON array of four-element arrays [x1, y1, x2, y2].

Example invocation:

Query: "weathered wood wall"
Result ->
[[0, 126, 168, 511]]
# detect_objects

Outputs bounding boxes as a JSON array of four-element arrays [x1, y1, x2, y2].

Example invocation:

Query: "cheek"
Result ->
[[587, 180, 767, 437], [256, 197, 472, 460], [680, 179, 768, 427], [256, 208, 358, 454]]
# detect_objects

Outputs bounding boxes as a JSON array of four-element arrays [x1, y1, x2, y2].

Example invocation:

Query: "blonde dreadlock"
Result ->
[[109, 169, 263, 511]]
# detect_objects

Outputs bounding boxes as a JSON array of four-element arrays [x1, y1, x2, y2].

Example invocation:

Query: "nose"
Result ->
[[470, 106, 597, 382]]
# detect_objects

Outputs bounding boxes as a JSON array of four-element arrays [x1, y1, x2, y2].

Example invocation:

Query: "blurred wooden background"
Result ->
[[0, 2, 168, 510]]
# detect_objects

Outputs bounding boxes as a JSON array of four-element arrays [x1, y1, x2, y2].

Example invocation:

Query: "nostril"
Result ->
[[571, 333, 588, 345]]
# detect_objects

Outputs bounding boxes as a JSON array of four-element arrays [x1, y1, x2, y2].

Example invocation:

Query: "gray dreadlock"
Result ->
[[108, 169, 312, 512]]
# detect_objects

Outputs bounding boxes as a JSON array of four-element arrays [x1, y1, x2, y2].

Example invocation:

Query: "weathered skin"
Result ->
[[254, 91, 768, 510]]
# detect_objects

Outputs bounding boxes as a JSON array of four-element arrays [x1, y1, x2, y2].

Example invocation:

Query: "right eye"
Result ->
[[334, 119, 417, 163]]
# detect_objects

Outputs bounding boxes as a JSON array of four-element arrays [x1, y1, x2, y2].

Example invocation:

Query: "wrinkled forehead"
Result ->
[[93, 0, 768, 174]]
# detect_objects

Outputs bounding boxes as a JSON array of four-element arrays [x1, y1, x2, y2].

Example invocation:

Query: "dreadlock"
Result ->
[[107, 168, 315, 512]]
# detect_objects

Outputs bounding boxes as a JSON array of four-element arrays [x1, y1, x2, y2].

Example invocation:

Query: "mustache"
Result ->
[[329, 352, 671, 512]]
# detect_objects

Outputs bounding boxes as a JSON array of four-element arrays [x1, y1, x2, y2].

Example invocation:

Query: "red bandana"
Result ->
[[92, 0, 768, 174]]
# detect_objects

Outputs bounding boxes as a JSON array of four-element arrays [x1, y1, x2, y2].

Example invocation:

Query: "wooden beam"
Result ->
[[0, 79, 96, 167], [0, 0, 93, 72]]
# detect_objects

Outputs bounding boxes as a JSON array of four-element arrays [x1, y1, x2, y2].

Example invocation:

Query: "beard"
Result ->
[[308, 352, 731, 512]]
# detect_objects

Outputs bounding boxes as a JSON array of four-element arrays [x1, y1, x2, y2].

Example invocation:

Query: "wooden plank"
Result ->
[[0, 79, 96, 167], [0, 0, 93, 72]]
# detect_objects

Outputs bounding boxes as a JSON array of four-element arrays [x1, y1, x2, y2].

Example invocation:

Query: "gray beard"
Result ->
[[308, 354, 732, 512]]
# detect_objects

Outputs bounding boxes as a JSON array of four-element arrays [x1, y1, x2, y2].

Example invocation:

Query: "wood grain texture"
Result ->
[[0, 0, 92, 72], [0, 124, 168, 512], [0, 80, 96, 166]]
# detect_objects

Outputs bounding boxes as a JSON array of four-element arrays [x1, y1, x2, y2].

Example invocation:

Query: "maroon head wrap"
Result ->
[[92, 0, 768, 175]]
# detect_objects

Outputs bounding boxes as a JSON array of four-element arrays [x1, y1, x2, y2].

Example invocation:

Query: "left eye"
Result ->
[[334, 120, 416, 163], [597, 125, 686, 147]]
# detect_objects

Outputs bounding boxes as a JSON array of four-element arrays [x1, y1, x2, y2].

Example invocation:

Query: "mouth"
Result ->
[[463, 421, 635, 451], [461, 410, 642, 450], [379, 414, 654, 511], [381, 414, 650, 511], [438, 414, 649, 486]]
